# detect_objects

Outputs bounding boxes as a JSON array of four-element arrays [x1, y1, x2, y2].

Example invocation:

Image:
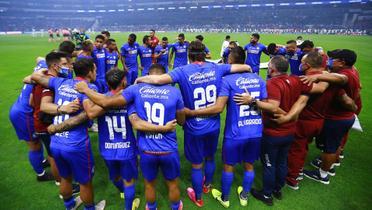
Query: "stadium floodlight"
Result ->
[[238, 4, 247, 7], [311, 2, 323, 5], [348, 0, 362, 2], [190, 6, 198, 9], [265, 3, 275, 6], [295, 2, 307, 5], [128, 8, 134, 11], [157, 7, 165, 10], [118, 9, 125, 12], [168, 7, 176, 10], [147, 8, 154, 10], [77, 10, 85, 13], [98, 10, 106, 13], [330, 1, 342, 3], [225, 5, 234, 8], [279, 3, 290, 6], [108, 9, 115, 12], [179, 6, 186, 9], [252, 4, 261, 7], [88, 10, 95, 13], [201, 6, 209, 9], [212, 5, 222, 8], [137, 8, 144, 11]]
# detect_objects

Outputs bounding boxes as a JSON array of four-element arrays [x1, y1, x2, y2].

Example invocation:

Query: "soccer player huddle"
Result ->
[[9, 30, 362, 210]]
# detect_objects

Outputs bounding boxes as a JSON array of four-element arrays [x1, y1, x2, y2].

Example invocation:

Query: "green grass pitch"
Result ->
[[0, 32, 371, 210]]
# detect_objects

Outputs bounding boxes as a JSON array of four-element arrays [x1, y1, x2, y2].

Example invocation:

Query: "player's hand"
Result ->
[[233, 88, 253, 105], [300, 75, 319, 86], [164, 119, 177, 132], [60, 99, 80, 114], [271, 113, 292, 125], [47, 124, 57, 134], [75, 81, 89, 93]]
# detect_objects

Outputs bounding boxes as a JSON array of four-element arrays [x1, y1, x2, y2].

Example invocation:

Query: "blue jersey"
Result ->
[[171, 41, 189, 68], [205, 46, 210, 54], [219, 73, 267, 140], [105, 50, 119, 71], [120, 42, 140, 71], [169, 62, 231, 135], [122, 83, 184, 153], [155, 44, 172, 71], [76, 53, 93, 61], [285, 49, 304, 76], [269, 47, 286, 58], [48, 77, 97, 151], [244, 43, 267, 68], [138, 46, 153, 75], [222, 48, 230, 63], [97, 91, 136, 160], [92, 47, 107, 80]]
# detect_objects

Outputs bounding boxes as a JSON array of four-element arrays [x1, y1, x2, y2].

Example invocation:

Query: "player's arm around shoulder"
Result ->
[[129, 113, 177, 133], [135, 74, 173, 85], [31, 69, 50, 87], [82, 98, 106, 120], [230, 64, 252, 73]]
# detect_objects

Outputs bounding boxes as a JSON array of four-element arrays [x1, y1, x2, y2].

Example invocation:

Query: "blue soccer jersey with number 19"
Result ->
[[219, 73, 267, 140], [97, 91, 137, 160], [122, 83, 184, 153], [169, 62, 232, 135]]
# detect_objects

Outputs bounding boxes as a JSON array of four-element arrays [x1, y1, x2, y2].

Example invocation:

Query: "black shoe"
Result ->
[[310, 157, 322, 169], [339, 151, 344, 159], [36, 171, 54, 182], [304, 170, 330, 185], [273, 190, 282, 200], [328, 167, 336, 176], [251, 188, 273, 206], [42, 159, 50, 168]]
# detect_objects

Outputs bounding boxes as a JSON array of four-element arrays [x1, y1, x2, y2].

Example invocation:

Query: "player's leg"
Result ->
[[26, 140, 46, 177], [140, 153, 159, 210], [203, 130, 219, 192], [274, 136, 294, 198], [104, 159, 123, 193], [38, 133, 61, 182], [161, 152, 182, 210], [184, 131, 204, 206], [121, 158, 139, 210]]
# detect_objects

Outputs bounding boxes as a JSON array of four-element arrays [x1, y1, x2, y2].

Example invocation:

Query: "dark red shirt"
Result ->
[[325, 67, 362, 120], [32, 74, 55, 132], [263, 74, 312, 137]]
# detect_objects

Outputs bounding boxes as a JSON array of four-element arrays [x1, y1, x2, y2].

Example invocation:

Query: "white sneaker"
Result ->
[[132, 198, 140, 210], [95, 200, 106, 210], [72, 196, 83, 210]]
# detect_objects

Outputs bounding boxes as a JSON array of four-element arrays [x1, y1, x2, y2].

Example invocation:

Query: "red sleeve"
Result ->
[[41, 88, 54, 98], [267, 80, 281, 102]]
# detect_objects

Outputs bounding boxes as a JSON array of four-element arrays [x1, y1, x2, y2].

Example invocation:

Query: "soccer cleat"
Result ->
[[339, 151, 344, 159], [120, 192, 125, 199], [178, 200, 183, 210], [71, 196, 83, 210], [95, 200, 106, 210], [203, 184, 211, 194], [273, 190, 282, 200], [250, 188, 273, 206], [132, 198, 140, 210], [310, 159, 337, 176], [186, 187, 204, 207], [42, 159, 50, 168], [145, 204, 157, 210], [327, 167, 336, 176], [286, 180, 299, 190], [211, 189, 230, 208], [36, 171, 54, 182], [237, 186, 248, 206], [333, 159, 341, 167], [55, 181, 61, 186], [304, 170, 330, 185], [297, 170, 304, 181], [310, 157, 322, 169]]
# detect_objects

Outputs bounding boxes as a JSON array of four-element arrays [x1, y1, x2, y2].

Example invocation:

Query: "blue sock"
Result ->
[[147, 201, 157, 210], [221, 171, 234, 201], [171, 200, 181, 210], [63, 197, 75, 210], [84, 204, 95, 210], [242, 171, 255, 197], [113, 179, 124, 192], [204, 159, 216, 186], [124, 184, 135, 210], [29, 148, 44, 175], [191, 168, 203, 200]]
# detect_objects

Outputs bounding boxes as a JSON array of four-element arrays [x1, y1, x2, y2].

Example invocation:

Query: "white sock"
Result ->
[[319, 169, 328, 178]]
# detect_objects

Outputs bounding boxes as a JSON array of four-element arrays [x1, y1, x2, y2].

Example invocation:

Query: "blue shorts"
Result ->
[[251, 65, 260, 74], [51, 146, 95, 184], [104, 158, 138, 182], [94, 79, 108, 93], [184, 130, 219, 164], [222, 138, 261, 165], [127, 69, 138, 85], [140, 151, 180, 182], [9, 105, 35, 141], [318, 118, 355, 153]]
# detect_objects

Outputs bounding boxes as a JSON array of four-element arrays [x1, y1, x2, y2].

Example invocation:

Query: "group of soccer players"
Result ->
[[9, 30, 362, 210]]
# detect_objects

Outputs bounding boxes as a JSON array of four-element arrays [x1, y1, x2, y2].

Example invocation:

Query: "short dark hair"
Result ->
[[162, 37, 168, 41], [143, 35, 150, 44], [45, 51, 68, 68], [149, 64, 166, 74], [299, 40, 314, 50], [95, 34, 105, 41], [195, 35, 204, 41], [303, 51, 323, 68], [150, 29, 155, 33], [252, 33, 260, 40], [270, 55, 289, 73], [129, 33, 137, 41], [178, 33, 185, 39], [101, 30, 110, 37], [105, 68, 126, 90], [286, 40, 296, 45], [73, 58, 95, 77], [58, 41, 75, 56], [229, 41, 238, 47], [267, 43, 277, 55], [106, 38, 116, 46], [229, 46, 246, 64], [82, 40, 93, 51], [327, 49, 357, 66], [226, 35, 231, 40], [189, 41, 206, 62], [297, 36, 303, 40]]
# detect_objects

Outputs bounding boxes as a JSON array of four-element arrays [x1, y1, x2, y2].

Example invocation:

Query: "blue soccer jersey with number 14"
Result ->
[[122, 83, 184, 153]]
